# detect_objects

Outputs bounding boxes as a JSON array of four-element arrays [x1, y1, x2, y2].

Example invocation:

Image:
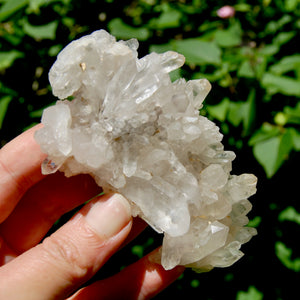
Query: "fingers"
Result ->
[[0, 124, 46, 223], [0, 172, 102, 253], [69, 248, 185, 300], [0, 193, 133, 300]]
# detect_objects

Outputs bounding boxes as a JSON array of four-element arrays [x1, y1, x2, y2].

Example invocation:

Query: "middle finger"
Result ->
[[0, 172, 101, 253]]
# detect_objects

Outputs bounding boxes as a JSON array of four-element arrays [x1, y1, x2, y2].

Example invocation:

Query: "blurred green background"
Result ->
[[0, 0, 299, 299]]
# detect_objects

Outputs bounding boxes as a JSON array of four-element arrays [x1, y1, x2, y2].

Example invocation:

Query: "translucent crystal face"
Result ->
[[35, 29, 257, 271]]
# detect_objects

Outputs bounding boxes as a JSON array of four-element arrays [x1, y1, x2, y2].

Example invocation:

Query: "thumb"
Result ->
[[0, 193, 132, 300]]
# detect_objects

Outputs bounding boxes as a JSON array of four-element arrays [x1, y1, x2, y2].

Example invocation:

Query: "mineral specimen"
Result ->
[[35, 29, 257, 271]]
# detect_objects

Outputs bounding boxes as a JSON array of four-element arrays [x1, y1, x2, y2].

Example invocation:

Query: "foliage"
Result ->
[[0, 0, 299, 299]]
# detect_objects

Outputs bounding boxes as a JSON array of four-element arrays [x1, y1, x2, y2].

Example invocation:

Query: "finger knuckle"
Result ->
[[41, 234, 91, 280]]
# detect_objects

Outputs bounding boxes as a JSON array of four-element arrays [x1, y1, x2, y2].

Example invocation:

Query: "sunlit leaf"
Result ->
[[48, 44, 63, 57], [275, 241, 300, 272], [244, 89, 256, 135], [269, 54, 300, 75], [0, 0, 28, 22], [283, 102, 300, 125], [273, 31, 296, 46], [262, 73, 300, 96], [206, 89, 255, 136], [206, 98, 230, 122], [284, 0, 300, 11], [149, 43, 172, 54], [131, 245, 143, 258], [108, 18, 150, 41], [263, 14, 292, 35], [259, 44, 279, 56], [238, 60, 256, 78], [0, 95, 13, 129], [214, 21, 242, 48], [290, 128, 300, 150], [23, 20, 58, 40], [247, 216, 262, 228], [172, 38, 221, 65], [252, 136, 279, 177], [0, 50, 24, 71], [27, 0, 53, 13], [149, 7, 182, 29], [190, 279, 200, 288], [252, 129, 294, 177], [249, 123, 281, 145], [193, 63, 229, 83], [227, 102, 244, 127], [263, 0, 272, 6], [279, 207, 300, 224], [234, 4, 252, 12], [236, 286, 263, 300]]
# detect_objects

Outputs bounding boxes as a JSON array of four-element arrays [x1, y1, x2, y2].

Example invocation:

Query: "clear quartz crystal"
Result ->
[[35, 29, 257, 271]]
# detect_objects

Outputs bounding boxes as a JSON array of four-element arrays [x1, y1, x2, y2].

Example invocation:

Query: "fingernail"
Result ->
[[85, 193, 132, 239]]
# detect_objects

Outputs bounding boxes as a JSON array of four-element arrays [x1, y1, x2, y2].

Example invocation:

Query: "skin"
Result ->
[[0, 125, 184, 299]]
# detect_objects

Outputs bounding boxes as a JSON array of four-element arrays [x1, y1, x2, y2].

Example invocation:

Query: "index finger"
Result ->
[[0, 124, 46, 223]]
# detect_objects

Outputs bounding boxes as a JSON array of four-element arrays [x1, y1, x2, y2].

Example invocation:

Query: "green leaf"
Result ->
[[206, 98, 230, 122], [207, 90, 255, 136], [108, 18, 150, 41], [0, 0, 28, 22], [220, 89, 256, 134], [253, 136, 280, 177], [242, 88, 256, 136], [262, 73, 300, 96], [237, 60, 256, 78], [247, 216, 262, 228], [0, 81, 17, 96], [148, 8, 182, 29], [259, 44, 279, 56], [0, 50, 24, 71], [172, 38, 221, 66], [149, 43, 172, 54], [27, 0, 53, 13], [236, 286, 263, 300], [290, 128, 300, 150], [284, 0, 300, 11], [263, 0, 272, 6], [131, 245, 143, 258], [169, 68, 181, 82], [190, 279, 200, 288], [234, 4, 252, 12], [227, 102, 244, 127], [193, 63, 229, 83], [214, 21, 242, 48], [48, 44, 63, 57], [252, 130, 294, 178], [23, 20, 58, 40], [283, 102, 300, 125], [279, 207, 300, 224], [0, 95, 13, 129], [273, 31, 296, 46], [276, 128, 294, 167], [263, 14, 292, 35], [249, 123, 281, 145], [269, 54, 300, 75], [275, 241, 300, 272]]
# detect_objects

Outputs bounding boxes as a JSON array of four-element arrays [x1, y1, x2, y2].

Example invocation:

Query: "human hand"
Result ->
[[0, 125, 184, 299]]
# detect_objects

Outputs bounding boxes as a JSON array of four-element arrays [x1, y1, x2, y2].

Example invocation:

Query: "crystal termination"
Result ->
[[35, 30, 257, 271]]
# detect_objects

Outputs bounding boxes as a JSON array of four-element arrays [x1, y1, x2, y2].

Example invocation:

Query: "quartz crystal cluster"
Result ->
[[35, 30, 257, 271]]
